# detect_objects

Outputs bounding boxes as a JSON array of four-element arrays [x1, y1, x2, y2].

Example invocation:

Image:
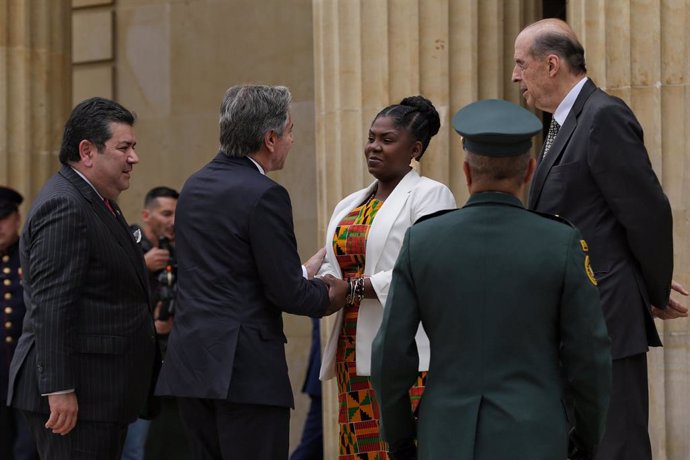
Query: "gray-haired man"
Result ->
[[156, 84, 347, 459]]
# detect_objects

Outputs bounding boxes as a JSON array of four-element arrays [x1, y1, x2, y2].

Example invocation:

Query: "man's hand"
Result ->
[[322, 274, 348, 315], [46, 392, 78, 435], [154, 302, 174, 335], [652, 280, 689, 320], [303, 247, 326, 279], [144, 247, 170, 272]]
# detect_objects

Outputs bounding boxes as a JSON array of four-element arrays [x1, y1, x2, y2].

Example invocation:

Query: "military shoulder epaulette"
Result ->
[[527, 209, 576, 228], [414, 208, 457, 225]]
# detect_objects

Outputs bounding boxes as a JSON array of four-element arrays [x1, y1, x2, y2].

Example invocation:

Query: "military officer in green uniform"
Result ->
[[371, 99, 612, 460], [0, 186, 38, 460]]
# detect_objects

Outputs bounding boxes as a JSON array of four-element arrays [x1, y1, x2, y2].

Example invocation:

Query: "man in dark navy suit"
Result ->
[[156, 84, 347, 460], [7, 98, 156, 459], [0, 186, 38, 460]]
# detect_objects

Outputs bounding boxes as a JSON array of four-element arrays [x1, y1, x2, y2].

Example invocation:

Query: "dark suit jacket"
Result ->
[[155, 153, 330, 409], [7, 166, 155, 424], [529, 78, 673, 359], [371, 192, 611, 460]]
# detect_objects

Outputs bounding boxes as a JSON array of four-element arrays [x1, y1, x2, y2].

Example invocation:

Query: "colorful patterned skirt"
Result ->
[[335, 300, 426, 460]]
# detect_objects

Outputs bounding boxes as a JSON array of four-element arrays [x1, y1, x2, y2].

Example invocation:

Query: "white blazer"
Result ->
[[319, 169, 457, 380]]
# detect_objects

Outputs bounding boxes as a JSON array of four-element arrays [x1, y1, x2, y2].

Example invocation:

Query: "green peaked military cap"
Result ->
[[452, 99, 542, 156]]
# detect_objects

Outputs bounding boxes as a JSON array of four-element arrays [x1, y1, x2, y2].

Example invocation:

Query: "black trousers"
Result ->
[[594, 353, 651, 460], [177, 397, 290, 460], [0, 404, 39, 460], [145, 397, 192, 460], [21, 410, 127, 460]]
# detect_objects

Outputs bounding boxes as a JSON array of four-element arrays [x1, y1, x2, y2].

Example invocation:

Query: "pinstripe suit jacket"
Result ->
[[7, 166, 156, 424]]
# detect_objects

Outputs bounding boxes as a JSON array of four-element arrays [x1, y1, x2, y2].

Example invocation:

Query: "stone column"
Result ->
[[0, 0, 71, 203], [569, 2, 689, 459], [312, 1, 540, 456]]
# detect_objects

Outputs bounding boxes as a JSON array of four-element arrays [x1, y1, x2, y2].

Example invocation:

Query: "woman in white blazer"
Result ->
[[318, 96, 456, 459]]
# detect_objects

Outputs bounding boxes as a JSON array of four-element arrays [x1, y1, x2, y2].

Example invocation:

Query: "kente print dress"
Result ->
[[334, 195, 426, 460]]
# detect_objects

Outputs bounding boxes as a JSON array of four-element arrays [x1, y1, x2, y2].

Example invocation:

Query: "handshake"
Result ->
[[304, 247, 352, 316]]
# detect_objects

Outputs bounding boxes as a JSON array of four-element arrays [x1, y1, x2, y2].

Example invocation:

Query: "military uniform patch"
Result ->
[[584, 255, 597, 286], [579, 239, 596, 285]]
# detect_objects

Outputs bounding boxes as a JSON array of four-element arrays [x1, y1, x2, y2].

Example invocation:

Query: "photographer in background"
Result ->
[[122, 186, 189, 460], [134, 186, 178, 340]]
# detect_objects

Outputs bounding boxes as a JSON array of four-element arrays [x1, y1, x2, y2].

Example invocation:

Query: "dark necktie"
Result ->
[[543, 117, 560, 158]]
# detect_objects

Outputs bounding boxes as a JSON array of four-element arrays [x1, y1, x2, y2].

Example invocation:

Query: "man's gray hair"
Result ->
[[219, 84, 292, 157]]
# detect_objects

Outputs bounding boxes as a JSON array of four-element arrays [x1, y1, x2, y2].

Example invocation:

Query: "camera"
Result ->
[[156, 236, 177, 321]]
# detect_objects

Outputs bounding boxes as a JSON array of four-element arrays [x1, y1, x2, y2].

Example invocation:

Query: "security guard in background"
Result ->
[[0, 186, 38, 460], [371, 100, 612, 460]]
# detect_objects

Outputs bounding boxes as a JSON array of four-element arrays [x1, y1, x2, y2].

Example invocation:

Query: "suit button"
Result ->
[[4, 336, 12, 343], [2, 267, 9, 274], [1, 255, 8, 263], [3, 306, 11, 314], [4, 321, 12, 329], [3, 293, 11, 300], [3, 279, 10, 286]]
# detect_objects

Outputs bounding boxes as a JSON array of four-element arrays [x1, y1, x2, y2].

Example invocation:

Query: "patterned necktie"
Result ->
[[542, 117, 560, 158]]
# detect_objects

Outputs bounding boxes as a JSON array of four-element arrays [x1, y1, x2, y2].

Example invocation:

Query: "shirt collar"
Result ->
[[552, 76, 589, 125], [465, 191, 524, 209], [70, 166, 105, 201], [247, 156, 265, 175]]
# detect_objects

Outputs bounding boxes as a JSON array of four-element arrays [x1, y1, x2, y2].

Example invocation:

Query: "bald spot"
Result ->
[[521, 18, 579, 46]]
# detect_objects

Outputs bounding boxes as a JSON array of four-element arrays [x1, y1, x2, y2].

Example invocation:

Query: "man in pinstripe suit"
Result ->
[[7, 98, 156, 459]]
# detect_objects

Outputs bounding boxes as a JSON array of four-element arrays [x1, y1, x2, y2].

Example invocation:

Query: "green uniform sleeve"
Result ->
[[559, 230, 612, 452], [371, 229, 421, 448]]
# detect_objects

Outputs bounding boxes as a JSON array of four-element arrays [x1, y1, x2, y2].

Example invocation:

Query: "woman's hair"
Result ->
[[374, 95, 441, 160]]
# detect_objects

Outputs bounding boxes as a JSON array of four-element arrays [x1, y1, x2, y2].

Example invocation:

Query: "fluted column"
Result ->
[[0, 0, 71, 204], [569, 2, 689, 459], [312, 1, 540, 456]]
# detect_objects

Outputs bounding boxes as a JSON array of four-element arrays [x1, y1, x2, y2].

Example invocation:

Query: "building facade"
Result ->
[[2, 1, 689, 457]]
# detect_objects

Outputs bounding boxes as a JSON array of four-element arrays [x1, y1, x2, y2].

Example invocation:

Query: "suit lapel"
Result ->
[[365, 169, 420, 272], [109, 200, 150, 298], [528, 79, 597, 209], [59, 166, 149, 298]]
